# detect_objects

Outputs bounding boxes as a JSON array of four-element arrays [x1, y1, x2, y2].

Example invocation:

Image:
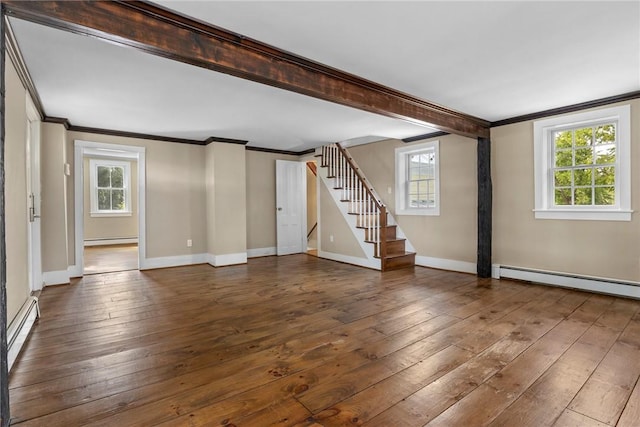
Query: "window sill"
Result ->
[[396, 208, 440, 216], [90, 211, 133, 218], [533, 209, 632, 221]]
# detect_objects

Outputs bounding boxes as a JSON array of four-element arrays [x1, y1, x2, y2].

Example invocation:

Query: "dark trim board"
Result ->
[[3, 0, 490, 139], [5, 17, 44, 120], [43, 117, 314, 155], [246, 146, 315, 156], [42, 116, 70, 129], [402, 131, 450, 143], [205, 136, 248, 145], [491, 90, 640, 127], [65, 123, 205, 146]]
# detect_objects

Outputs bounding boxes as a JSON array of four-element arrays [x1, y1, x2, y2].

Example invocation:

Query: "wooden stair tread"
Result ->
[[375, 251, 415, 260], [365, 238, 405, 244]]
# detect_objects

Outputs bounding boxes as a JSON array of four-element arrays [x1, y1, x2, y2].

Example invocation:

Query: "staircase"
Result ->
[[318, 143, 415, 271]]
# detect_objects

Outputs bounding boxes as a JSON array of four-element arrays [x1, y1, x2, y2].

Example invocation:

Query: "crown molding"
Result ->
[[246, 146, 314, 156], [491, 90, 640, 128], [4, 16, 44, 119]]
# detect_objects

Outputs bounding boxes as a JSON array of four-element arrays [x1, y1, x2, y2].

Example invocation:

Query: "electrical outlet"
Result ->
[[387, 187, 392, 194], [330, 235, 334, 242], [187, 239, 193, 247]]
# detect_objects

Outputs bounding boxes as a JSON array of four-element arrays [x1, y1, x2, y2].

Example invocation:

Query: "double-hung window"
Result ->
[[89, 158, 132, 217], [533, 105, 631, 221], [395, 140, 440, 216]]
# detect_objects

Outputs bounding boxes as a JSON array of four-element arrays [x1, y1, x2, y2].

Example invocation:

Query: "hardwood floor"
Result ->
[[8, 255, 640, 426], [83, 244, 138, 275]]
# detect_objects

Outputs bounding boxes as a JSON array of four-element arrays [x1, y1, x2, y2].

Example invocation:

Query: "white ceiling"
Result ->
[[9, 1, 640, 152]]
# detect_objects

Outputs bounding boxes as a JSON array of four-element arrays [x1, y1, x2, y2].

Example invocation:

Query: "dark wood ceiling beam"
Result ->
[[3, 0, 490, 139]]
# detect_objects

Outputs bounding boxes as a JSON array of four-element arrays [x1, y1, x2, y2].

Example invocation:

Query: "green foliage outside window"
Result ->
[[553, 124, 616, 206]]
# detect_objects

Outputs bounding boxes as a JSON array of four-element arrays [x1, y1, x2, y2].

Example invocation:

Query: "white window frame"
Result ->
[[89, 158, 132, 217], [533, 104, 631, 221], [395, 140, 440, 216]]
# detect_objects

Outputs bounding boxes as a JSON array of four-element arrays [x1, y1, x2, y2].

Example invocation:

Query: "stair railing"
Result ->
[[321, 143, 387, 265]]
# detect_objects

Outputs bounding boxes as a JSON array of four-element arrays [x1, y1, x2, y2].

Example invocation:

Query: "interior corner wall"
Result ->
[[4, 56, 31, 323], [206, 142, 247, 262], [67, 131, 207, 259], [245, 150, 297, 253], [40, 122, 69, 275], [492, 99, 640, 282], [348, 136, 478, 264]]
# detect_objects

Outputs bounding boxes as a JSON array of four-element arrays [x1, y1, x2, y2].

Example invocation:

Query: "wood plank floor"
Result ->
[[8, 254, 640, 426], [83, 244, 138, 275]]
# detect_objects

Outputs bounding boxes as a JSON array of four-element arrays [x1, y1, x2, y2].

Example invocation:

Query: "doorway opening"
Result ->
[[306, 161, 318, 257], [73, 140, 146, 277], [84, 244, 138, 274]]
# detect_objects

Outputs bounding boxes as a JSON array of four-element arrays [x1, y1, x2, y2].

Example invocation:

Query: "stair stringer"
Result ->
[[354, 172, 417, 256], [317, 164, 381, 270], [384, 213, 416, 254]]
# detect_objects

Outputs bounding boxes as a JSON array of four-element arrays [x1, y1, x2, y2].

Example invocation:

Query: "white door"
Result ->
[[276, 160, 306, 255], [25, 95, 42, 291]]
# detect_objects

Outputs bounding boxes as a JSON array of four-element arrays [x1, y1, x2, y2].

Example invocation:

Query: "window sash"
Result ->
[[533, 104, 631, 221], [395, 140, 440, 216], [550, 122, 617, 208], [89, 159, 131, 215]]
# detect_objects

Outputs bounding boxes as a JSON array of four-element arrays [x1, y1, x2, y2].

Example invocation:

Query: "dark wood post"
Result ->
[[477, 137, 492, 278], [0, 5, 10, 426]]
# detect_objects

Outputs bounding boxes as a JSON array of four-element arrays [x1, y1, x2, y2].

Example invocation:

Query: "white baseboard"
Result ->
[[415, 255, 476, 274], [140, 253, 208, 270], [8, 296, 39, 371], [43, 269, 71, 286], [207, 252, 248, 267], [496, 265, 640, 299], [247, 247, 276, 258], [84, 237, 138, 247], [318, 250, 381, 270], [68, 264, 82, 279]]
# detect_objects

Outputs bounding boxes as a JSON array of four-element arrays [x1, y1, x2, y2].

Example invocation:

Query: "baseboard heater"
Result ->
[[7, 296, 40, 371], [84, 237, 138, 247], [496, 265, 640, 299]]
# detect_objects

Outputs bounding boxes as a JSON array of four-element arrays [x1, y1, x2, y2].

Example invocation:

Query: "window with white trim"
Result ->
[[395, 140, 440, 216], [533, 105, 631, 221], [89, 158, 132, 217]]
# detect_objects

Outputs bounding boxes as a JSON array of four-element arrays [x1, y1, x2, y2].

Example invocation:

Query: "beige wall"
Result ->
[[207, 142, 247, 256], [83, 156, 138, 241], [5, 57, 31, 323], [349, 136, 478, 263], [40, 122, 69, 273], [319, 178, 366, 258], [68, 131, 207, 258], [245, 150, 298, 250], [492, 100, 640, 282]]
